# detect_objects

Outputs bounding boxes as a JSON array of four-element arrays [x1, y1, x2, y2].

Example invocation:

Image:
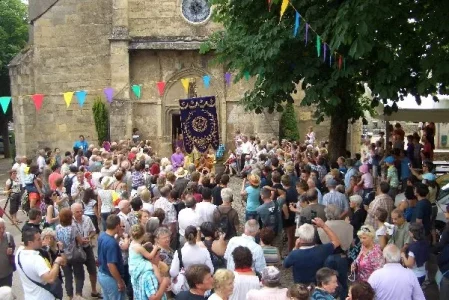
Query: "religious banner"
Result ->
[[179, 96, 220, 154]]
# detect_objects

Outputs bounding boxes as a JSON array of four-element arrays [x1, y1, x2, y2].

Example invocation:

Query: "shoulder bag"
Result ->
[[171, 248, 189, 294], [65, 226, 86, 263], [18, 252, 63, 299], [6, 232, 16, 271]]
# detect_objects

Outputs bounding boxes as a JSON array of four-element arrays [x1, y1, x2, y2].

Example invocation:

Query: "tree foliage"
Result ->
[[280, 102, 300, 141], [0, 0, 28, 96], [92, 97, 109, 145], [201, 0, 449, 159]]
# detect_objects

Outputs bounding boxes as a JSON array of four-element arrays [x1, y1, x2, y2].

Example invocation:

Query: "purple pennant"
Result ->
[[323, 44, 327, 62], [225, 72, 232, 86], [103, 87, 114, 103], [305, 23, 309, 45]]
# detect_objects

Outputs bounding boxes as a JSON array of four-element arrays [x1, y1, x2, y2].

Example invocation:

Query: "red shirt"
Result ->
[[128, 152, 136, 162], [48, 171, 63, 191]]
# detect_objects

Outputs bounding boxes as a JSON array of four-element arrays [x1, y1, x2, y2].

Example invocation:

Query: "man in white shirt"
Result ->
[[16, 228, 66, 300], [153, 187, 177, 236], [71, 171, 90, 203], [37, 149, 46, 173], [178, 197, 204, 246], [195, 187, 217, 223], [224, 219, 267, 273]]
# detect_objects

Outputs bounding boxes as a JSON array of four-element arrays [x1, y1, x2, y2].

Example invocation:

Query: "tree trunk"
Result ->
[[0, 118, 10, 158], [327, 113, 348, 162]]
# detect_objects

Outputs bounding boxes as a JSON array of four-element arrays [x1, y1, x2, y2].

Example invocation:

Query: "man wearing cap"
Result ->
[[384, 155, 399, 199], [322, 178, 349, 219], [246, 266, 288, 299], [178, 196, 204, 246], [365, 182, 394, 230]]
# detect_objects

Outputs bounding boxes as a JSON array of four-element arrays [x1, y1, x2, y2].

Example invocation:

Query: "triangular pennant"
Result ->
[[338, 55, 343, 70], [131, 85, 141, 99], [0, 97, 11, 114], [293, 12, 300, 37], [280, 0, 289, 21], [63, 92, 74, 108], [225, 72, 232, 86], [32, 94, 44, 111], [157, 82, 166, 96], [75, 90, 87, 107], [181, 78, 190, 93], [316, 36, 321, 57], [202, 75, 211, 89], [244, 71, 250, 81], [103, 87, 114, 103]]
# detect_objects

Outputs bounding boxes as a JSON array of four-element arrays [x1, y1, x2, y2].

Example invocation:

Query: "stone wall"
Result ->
[[9, 0, 113, 156]]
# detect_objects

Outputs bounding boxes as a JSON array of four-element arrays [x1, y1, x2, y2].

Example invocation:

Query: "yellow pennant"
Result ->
[[63, 91, 74, 108], [181, 78, 190, 93], [280, 0, 289, 21]]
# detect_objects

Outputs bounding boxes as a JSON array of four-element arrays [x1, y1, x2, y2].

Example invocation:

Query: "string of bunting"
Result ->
[[0, 72, 250, 114], [278, 0, 347, 71]]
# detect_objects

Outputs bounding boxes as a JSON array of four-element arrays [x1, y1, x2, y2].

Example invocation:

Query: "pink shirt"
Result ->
[[361, 173, 374, 189], [48, 171, 62, 191]]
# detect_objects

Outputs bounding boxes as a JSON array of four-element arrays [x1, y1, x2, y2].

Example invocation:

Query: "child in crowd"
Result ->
[[224, 150, 238, 175], [384, 156, 399, 199], [358, 164, 374, 200]]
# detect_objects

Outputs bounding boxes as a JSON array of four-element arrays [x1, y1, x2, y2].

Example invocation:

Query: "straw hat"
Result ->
[[101, 176, 114, 189], [175, 167, 188, 178], [248, 174, 261, 187]]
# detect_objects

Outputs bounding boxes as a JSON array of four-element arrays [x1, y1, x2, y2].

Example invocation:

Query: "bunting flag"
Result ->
[[338, 55, 343, 70], [157, 82, 166, 96], [75, 90, 87, 107], [244, 71, 250, 81], [323, 43, 327, 62], [305, 23, 309, 44], [131, 85, 141, 99], [293, 12, 300, 37], [280, 0, 289, 21], [316, 36, 321, 57], [225, 72, 232, 86], [0, 97, 11, 114], [103, 87, 114, 103], [181, 78, 190, 93], [32, 94, 44, 111], [63, 92, 74, 108], [202, 75, 211, 89]]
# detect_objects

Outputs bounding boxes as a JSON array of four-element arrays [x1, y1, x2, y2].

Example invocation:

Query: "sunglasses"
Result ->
[[360, 226, 372, 233]]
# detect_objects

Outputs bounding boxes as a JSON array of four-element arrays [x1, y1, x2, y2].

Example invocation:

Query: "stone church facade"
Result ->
[[9, 0, 357, 157]]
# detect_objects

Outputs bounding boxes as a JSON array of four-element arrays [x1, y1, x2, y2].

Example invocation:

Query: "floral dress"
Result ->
[[354, 244, 384, 281]]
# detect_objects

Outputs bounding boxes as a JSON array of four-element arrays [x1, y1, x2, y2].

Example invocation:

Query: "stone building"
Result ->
[[9, 0, 359, 157]]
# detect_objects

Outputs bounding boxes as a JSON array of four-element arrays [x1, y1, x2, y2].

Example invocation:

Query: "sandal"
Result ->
[[91, 292, 103, 299]]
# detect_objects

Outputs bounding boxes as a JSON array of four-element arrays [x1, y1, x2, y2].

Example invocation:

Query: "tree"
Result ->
[[0, 0, 28, 158], [201, 0, 449, 161], [280, 102, 300, 141], [92, 97, 109, 145]]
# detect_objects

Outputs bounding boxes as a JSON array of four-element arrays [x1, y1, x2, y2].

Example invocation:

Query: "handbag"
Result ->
[[171, 249, 189, 295], [6, 232, 16, 272], [18, 252, 63, 299], [66, 226, 86, 263]]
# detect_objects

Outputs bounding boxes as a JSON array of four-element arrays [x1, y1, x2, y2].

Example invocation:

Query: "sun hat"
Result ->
[[175, 167, 188, 178], [101, 176, 114, 189], [248, 174, 261, 187], [261, 266, 281, 284], [359, 164, 369, 174], [384, 156, 395, 164], [422, 173, 436, 181]]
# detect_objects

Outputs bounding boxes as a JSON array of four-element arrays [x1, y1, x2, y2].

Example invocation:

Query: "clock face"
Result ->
[[181, 0, 212, 24]]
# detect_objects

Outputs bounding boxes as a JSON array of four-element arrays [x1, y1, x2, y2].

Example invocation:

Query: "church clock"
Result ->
[[181, 0, 212, 25]]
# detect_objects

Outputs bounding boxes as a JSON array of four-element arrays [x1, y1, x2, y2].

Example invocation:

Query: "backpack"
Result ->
[[218, 209, 236, 240], [264, 201, 279, 236], [63, 175, 75, 203]]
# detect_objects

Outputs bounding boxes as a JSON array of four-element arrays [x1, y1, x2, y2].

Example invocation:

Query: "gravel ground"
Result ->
[[227, 176, 294, 288]]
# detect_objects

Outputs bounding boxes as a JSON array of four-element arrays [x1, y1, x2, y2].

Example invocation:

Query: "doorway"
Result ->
[[172, 113, 182, 152]]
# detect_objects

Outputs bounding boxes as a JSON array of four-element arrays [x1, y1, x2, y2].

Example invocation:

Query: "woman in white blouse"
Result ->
[[169, 226, 214, 278]]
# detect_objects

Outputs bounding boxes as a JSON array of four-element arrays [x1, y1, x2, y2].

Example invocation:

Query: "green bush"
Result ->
[[92, 97, 109, 145], [279, 102, 300, 141]]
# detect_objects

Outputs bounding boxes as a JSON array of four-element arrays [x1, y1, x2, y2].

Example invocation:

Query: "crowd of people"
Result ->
[[0, 121, 447, 300]]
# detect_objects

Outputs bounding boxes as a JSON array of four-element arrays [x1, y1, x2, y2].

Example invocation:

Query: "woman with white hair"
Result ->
[[209, 269, 235, 300], [97, 176, 115, 230], [348, 195, 367, 239], [318, 204, 353, 252], [351, 225, 384, 281]]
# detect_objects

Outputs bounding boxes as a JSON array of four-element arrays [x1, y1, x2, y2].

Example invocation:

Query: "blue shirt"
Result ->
[[98, 232, 124, 277], [284, 243, 334, 284], [245, 186, 261, 212], [345, 167, 357, 189], [400, 157, 411, 180], [74, 140, 88, 153], [413, 199, 432, 235]]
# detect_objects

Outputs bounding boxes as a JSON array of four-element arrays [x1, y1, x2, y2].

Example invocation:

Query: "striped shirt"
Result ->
[[322, 190, 349, 213], [262, 245, 281, 265]]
